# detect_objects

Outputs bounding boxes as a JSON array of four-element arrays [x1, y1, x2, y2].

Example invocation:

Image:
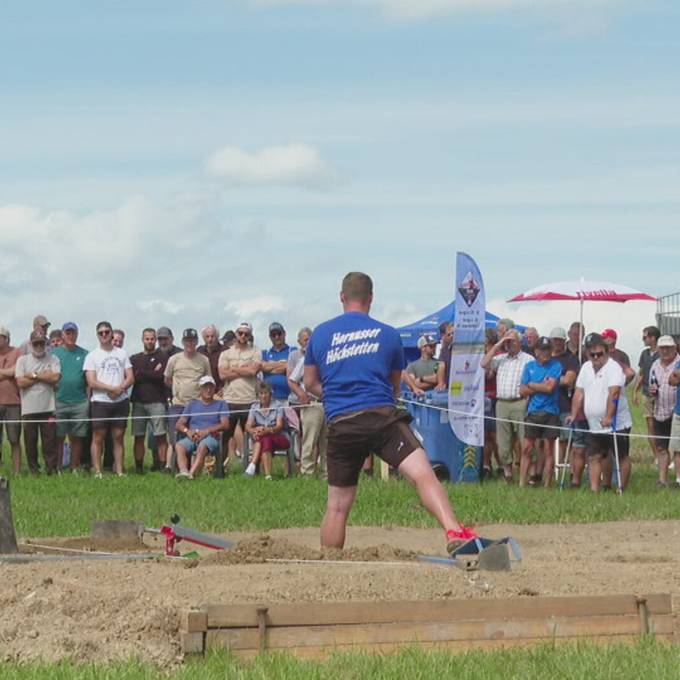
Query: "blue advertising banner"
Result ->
[[448, 252, 485, 449]]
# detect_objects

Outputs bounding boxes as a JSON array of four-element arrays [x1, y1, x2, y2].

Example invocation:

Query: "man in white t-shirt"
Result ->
[[83, 321, 134, 477], [567, 333, 632, 492]]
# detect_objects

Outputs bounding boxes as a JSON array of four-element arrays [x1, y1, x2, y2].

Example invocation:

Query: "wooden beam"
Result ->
[[205, 594, 672, 629], [180, 609, 208, 634]]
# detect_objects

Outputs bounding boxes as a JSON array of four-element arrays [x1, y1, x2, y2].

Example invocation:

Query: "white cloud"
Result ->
[[225, 295, 286, 319], [205, 143, 341, 189], [138, 300, 186, 316]]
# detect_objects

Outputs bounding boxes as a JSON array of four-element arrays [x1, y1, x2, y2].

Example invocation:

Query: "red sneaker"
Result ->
[[446, 525, 479, 555]]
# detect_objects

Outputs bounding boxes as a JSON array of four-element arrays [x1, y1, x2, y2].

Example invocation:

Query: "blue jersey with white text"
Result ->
[[305, 311, 406, 421]]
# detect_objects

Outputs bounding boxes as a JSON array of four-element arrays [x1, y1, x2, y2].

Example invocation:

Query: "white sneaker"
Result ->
[[265, 475, 273, 481], [175, 471, 191, 480], [94, 472, 103, 480], [244, 463, 256, 477]]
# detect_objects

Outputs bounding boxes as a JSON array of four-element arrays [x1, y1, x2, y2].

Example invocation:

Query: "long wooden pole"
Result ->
[[0, 477, 18, 554]]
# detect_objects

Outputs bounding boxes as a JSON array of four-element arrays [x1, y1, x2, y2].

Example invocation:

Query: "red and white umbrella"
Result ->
[[508, 279, 656, 359], [508, 280, 656, 304]]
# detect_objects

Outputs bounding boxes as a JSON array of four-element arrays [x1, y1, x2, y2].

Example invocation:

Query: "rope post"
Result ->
[[0, 477, 19, 554]]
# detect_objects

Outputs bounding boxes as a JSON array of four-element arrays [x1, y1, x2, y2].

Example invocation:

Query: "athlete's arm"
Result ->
[[390, 369, 402, 398], [303, 364, 323, 399]]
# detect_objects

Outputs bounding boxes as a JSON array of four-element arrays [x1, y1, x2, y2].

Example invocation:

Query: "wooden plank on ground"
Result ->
[[205, 594, 671, 629], [180, 609, 208, 633], [205, 613, 674, 651], [181, 632, 205, 654]]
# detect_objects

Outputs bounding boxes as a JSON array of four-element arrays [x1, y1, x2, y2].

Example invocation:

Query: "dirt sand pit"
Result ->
[[2, 520, 680, 666]]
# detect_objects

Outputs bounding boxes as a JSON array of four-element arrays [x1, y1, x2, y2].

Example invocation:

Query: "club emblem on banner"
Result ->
[[458, 271, 481, 307]]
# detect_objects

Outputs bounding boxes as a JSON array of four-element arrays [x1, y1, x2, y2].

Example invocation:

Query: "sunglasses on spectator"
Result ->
[[97, 329, 112, 336], [32, 341, 46, 347], [589, 351, 605, 359], [236, 331, 250, 337]]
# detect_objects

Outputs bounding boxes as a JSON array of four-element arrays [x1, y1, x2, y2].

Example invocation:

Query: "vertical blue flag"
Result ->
[[448, 252, 485, 447]]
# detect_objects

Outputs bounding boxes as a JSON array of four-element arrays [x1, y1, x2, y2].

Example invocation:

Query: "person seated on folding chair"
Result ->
[[243, 381, 288, 480], [174, 376, 230, 480]]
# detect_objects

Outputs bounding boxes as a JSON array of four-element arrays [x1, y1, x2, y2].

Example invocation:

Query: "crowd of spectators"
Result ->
[[405, 318, 680, 492], [0, 316, 328, 480]]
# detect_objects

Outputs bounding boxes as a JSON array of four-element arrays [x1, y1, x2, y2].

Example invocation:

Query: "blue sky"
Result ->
[[1, 0, 677, 358]]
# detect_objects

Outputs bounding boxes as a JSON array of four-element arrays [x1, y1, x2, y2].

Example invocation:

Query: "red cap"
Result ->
[[601, 328, 617, 340]]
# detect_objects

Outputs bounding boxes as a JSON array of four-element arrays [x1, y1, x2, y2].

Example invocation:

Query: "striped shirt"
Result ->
[[490, 351, 533, 400], [651, 358, 678, 422]]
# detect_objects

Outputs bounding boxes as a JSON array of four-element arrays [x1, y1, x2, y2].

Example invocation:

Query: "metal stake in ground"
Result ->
[[0, 477, 19, 554]]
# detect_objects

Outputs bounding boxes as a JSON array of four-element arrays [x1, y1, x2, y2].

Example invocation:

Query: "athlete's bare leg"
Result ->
[[321, 485, 357, 548]]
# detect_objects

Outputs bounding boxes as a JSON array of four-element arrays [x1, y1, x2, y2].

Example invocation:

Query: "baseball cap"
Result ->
[[549, 327, 567, 340], [33, 314, 50, 327], [269, 322, 285, 334], [417, 333, 438, 349], [535, 336, 552, 351], [601, 328, 618, 341], [584, 332, 605, 348], [198, 375, 216, 386], [657, 335, 677, 348], [0, 326, 9, 338], [157, 326, 172, 339], [30, 330, 46, 344], [182, 328, 199, 341], [236, 322, 253, 334], [62, 321, 78, 332]]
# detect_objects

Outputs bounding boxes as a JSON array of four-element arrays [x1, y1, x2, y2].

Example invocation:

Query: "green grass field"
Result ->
[[1, 640, 679, 680]]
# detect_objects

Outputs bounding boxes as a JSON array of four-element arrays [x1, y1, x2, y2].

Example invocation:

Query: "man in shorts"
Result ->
[[649, 336, 678, 486], [52, 322, 89, 472], [0, 326, 22, 473], [567, 333, 632, 492], [84, 321, 134, 478], [174, 376, 230, 480], [303, 271, 476, 552], [519, 337, 561, 487], [633, 325, 660, 461], [130, 328, 169, 473]]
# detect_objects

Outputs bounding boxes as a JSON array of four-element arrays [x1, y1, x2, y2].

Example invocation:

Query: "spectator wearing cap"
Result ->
[[667, 351, 680, 486], [218, 322, 262, 460], [49, 329, 63, 348], [633, 325, 661, 461], [198, 325, 225, 391], [130, 328, 170, 474], [15, 331, 61, 474], [221, 330, 236, 350], [164, 328, 211, 466], [288, 326, 327, 477], [52, 322, 89, 472], [157, 327, 181, 357], [568, 333, 633, 492], [20, 315, 52, 355], [0, 327, 23, 473], [243, 381, 289, 480], [174, 376, 230, 480], [261, 323, 294, 405], [602, 329, 635, 384], [481, 329, 533, 483], [519, 337, 562, 487], [550, 327, 586, 486], [649, 336, 678, 486], [84, 321, 134, 477], [522, 327, 539, 357], [404, 334, 439, 395]]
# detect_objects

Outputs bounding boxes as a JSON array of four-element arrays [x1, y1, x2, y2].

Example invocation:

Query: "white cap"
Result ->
[[549, 327, 567, 340], [198, 375, 216, 386], [657, 335, 677, 348]]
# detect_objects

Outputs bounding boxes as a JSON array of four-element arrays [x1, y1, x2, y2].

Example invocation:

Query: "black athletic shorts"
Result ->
[[326, 406, 420, 487], [654, 418, 673, 451], [586, 427, 631, 460], [524, 411, 560, 440], [91, 399, 129, 431]]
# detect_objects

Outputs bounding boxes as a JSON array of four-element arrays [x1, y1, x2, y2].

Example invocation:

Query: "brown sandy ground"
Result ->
[[2, 521, 680, 665]]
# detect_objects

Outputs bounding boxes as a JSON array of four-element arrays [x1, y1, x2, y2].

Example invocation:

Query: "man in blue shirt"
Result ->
[[304, 271, 476, 552], [261, 322, 294, 405], [519, 337, 562, 488], [174, 376, 230, 480]]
